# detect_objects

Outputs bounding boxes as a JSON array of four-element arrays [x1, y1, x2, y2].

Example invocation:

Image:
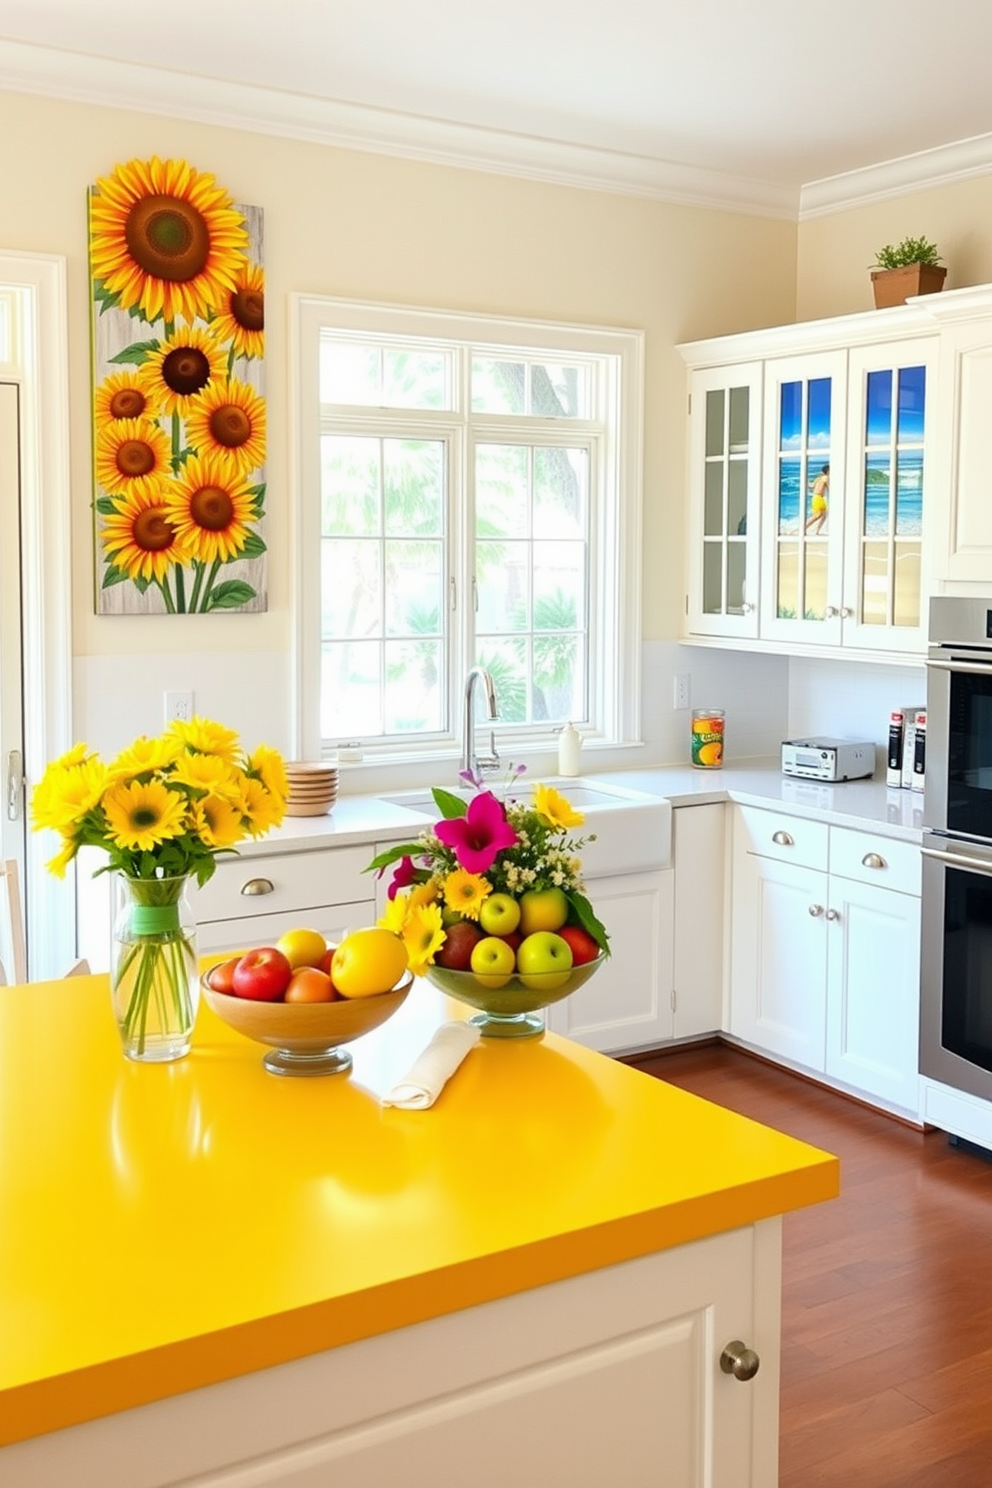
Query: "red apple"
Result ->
[[497, 929, 522, 954], [231, 946, 293, 1001], [558, 925, 601, 966], [206, 956, 240, 994], [435, 918, 484, 970]]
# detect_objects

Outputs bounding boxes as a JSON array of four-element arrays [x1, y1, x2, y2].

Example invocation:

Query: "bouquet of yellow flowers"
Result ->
[[31, 716, 288, 884], [31, 716, 288, 1062], [366, 771, 609, 979]]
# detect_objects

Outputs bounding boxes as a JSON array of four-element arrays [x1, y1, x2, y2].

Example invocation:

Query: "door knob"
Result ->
[[720, 1340, 760, 1381]]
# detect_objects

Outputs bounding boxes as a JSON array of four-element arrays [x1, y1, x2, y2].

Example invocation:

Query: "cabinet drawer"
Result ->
[[828, 827, 921, 897], [192, 846, 371, 924], [735, 805, 829, 871]]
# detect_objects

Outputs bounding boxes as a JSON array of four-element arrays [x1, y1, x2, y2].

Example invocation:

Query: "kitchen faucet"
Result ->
[[462, 667, 500, 778]]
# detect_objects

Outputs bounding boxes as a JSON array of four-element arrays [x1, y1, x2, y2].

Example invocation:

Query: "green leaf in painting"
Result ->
[[203, 580, 256, 611], [95, 496, 119, 515], [109, 340, 160, 367], [101, 564, 129, 589], [92, 280, 122, 314], [238, 530, 267, 559]]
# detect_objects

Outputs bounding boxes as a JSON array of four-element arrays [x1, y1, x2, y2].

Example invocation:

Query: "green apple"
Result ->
[[516, 930, 573, 990], [478, 892, 522, 937], [518, 886, 569, 936], [470, 935, 516, 989]]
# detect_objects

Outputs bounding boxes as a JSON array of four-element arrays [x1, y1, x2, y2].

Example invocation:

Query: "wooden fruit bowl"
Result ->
[[203, 970, 412, 1076]]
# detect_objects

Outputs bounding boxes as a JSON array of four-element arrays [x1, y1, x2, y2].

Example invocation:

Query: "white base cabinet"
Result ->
[[547, 868, 675, 1052], [729, 805, 921, 1119], [1, 1220, 782, 1488]]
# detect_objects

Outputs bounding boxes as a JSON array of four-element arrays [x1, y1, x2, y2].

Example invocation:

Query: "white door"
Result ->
[[730, 848, 829, 1069], [0, 382, 27, 976]]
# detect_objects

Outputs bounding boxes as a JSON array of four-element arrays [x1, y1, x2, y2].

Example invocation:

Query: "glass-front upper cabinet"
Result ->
[[760, 350, 847, 647], [685, 361, 762, 639], [839, 338, 936, 656]]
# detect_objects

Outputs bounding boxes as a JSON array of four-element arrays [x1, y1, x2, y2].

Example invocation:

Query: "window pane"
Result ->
[[778, 457, 802, 534], [476, 539, 529, 632], [534, 447, 587, 539], [865, 453, 891, 536], [382, 349, 449, 409], [896, 449, 923, 536], [472, 359, 525, 413], [705, 389, 725, 458], [704, 462, 724, 536], [321, 641, 381, 737], [894, 542, 921, 626], [530, 363, 589, 417], [865, 369, 893, 446], [897, 366, 926, 443], [703, 541, 723, 614], [384, 638, 443, 733], [320, 337, 452, 409], [534, 543, 584, 630], [320, 341, 379, 404], [777, 541, 799, 618], [383, 439, 444, 536], [861, 541, 890, 626], [383, 540, 443, 638], [476, 444, 528, 536], [321, 538, 381, 637], [475, 638, 528, 723], [534, 632, 584, 722], [321, 435, 380, 535]]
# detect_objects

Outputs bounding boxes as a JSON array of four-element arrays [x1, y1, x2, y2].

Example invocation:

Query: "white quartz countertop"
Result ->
[[251, 759, 924, 855], [580, 760, 924, 842]]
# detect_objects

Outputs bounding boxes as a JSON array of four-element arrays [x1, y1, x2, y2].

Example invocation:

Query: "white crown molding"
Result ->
[[800, 132, 992, 219], [6, 39, 991, 222], [0, 40, 797, 218]]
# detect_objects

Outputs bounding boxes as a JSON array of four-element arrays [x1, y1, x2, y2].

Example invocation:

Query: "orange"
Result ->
[[284, 967, 336, 1003]]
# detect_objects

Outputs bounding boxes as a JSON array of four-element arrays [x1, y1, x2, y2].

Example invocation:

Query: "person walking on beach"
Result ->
[[805, 464, 829, 534]]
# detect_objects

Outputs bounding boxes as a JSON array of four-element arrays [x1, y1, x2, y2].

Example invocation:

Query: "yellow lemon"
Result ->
[[331, 927, 409, 998], [275, 926, 328, 970]]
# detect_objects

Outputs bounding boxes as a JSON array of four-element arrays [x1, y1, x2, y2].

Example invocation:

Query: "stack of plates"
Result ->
[[284, 762, 339, 817]]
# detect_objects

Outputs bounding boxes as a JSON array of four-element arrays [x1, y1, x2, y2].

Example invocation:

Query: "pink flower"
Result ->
[[387, 855, 419, 900], [435, 791, 518, 875]]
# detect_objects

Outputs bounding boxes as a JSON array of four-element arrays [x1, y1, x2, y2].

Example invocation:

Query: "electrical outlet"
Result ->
[[673, 674, 691, 711], [164, 691, 194, 724]]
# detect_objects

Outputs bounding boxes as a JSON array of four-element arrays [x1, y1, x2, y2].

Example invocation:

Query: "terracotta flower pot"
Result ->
[[870, 262, 947, 309]]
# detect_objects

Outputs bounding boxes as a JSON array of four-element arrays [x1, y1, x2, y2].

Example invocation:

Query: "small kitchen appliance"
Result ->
[[780, 737, 875, 782]]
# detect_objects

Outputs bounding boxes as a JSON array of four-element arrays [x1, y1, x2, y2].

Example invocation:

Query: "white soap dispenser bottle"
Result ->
[[558, 722, 581, 777]]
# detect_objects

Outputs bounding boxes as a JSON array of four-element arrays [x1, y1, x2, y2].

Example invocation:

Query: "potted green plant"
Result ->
[[870, 235, 946, 308]]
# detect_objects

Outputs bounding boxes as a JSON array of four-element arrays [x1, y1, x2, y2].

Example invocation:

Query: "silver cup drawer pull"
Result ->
[[772, 830, 794, 847], [862, 852, 886, 870], [240, 877, 275, 897]]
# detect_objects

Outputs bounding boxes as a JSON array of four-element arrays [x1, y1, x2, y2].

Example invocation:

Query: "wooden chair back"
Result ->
[[0, 858, 28, 987]]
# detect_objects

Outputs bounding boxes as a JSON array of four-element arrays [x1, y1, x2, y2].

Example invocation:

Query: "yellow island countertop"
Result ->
[[0, 972, 838, 1448]]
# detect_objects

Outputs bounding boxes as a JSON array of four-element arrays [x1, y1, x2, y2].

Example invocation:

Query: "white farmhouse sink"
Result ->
[[378, 778, 672, 876]]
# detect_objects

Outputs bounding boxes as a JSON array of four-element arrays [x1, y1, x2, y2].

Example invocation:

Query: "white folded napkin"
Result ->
[[382, 1021, 481, 1109]]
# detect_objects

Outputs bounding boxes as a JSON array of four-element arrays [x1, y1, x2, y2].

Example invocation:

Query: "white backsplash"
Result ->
[[786, 656, 926, 749], [643, 641, 789, 765]]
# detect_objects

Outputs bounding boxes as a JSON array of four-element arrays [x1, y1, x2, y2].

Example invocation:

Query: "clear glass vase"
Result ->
[[110, 873, 199, 1062]]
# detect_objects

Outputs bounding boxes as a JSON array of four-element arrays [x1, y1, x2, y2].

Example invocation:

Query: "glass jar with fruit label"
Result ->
[[691, 710, 725, 769]]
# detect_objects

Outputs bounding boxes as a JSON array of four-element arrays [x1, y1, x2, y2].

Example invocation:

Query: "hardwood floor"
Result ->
[[625, 1042, 992, 1488]]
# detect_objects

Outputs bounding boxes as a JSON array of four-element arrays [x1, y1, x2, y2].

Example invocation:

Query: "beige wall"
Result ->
[[797, 176, 992, 320], [1, 89, 797, 678]]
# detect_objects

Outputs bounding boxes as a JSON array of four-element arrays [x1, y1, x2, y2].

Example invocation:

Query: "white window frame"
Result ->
[[290, 296, 643, 768]]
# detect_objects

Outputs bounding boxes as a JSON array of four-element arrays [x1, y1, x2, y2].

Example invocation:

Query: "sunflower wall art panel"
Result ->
[[88, 156, 267, 615]]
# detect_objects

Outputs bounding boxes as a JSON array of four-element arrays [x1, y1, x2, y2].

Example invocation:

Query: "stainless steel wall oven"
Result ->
[[922, 597, 992, 1102]]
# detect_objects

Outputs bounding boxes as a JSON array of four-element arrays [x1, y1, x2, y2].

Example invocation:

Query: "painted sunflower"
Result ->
[[210, 259, 265, 360], [94, 369, 162, 429], [184, 377, 266, 474], [164, 451, 257, 565], [101, 487, 185, 584], [137, 324, 228, 418], [95, 417, 173, 500], [89, 155, 249, 326]]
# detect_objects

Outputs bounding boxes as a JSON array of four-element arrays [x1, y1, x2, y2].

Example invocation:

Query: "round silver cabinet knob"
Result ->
[[826, 907, 840, 921], [808, 903, 824, 917], [720, 1340, 760, 1381]]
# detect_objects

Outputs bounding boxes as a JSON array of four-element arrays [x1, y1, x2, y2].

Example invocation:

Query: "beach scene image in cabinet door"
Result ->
[[859, 365, 924, 628], [775, 376, 831, 621]]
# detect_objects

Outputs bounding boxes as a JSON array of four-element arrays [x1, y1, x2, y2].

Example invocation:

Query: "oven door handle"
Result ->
[[925, 658, 992, 676], [921, 844, 992, 877]]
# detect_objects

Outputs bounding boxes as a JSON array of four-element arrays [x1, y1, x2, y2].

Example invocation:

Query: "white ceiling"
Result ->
[[3, 0, 992, 217]]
